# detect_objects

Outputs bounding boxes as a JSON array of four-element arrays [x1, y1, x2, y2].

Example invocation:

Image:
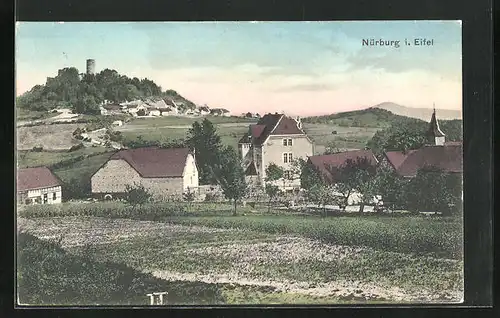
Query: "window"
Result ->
[[52, 192, 57, 200], [283, 153, 288, 163], [288, 153, 293, 162], [288, 138, 293, 146], [283, 152, 293, 163], [43, 193, 48, 204], [283, 138, 293, 146]]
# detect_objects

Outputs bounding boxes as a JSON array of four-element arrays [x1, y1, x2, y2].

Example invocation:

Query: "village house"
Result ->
[[380, 109, 463, 177], [238, 113, 314, 190], [91, 147, 199, 200], [198, 106, 211, 116], [210, 108, 231, 117], [99, 104, 123, 116], [17, 167, 62, 205]]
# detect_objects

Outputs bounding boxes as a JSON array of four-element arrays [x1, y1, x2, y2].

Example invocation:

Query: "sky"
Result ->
[[15, 21, 462, 116]]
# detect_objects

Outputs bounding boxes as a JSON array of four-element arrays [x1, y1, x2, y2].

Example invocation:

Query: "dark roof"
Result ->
[[385, 144, 463, 177], [110, 147, 191, 178], [426, 110, 446, 138], [239, 113, 306, 146], [199, 106, 210, 112], [308, 150, 378, 182], [17, 167, 62, 192], [245, 161, 258, 176]]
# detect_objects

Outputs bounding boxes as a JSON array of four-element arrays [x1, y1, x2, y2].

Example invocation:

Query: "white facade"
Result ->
[[19, 186, 62, 205]]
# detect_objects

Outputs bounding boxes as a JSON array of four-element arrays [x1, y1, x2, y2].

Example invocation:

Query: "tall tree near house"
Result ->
[[372, 166, 408, 211], [264, 163, 284, 213], [306, 183, 337, 217], [186, 119, 224, 185], [325, 157, 377, 213], [212, 146, 247, 216]]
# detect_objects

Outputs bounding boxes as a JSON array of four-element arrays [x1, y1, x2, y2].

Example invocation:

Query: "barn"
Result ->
[[91, 147, 199, 200]]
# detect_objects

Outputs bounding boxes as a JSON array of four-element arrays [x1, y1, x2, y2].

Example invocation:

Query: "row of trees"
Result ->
[[16, 67, 196, 115], [367, 118, 463, 154]]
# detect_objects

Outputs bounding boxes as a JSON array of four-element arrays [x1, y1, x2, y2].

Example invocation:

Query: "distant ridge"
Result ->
[[374, 102, 462, 121]]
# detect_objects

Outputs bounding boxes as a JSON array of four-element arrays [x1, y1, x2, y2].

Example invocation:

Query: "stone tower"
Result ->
[[86, 59, 95, 75], [426, 105, 446, 146]]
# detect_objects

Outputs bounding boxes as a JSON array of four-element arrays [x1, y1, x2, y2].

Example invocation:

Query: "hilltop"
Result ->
[[374, 102, 462, 121], [16, 67, 197, 115], [302, 107, 417, 128]]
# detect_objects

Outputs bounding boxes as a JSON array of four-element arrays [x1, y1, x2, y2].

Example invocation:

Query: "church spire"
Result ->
[[426, 105, 446, 146]]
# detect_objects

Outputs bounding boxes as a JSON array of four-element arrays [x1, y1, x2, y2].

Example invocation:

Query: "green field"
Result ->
[[18, 207, 464, 304], [127, 115, 257, 127]]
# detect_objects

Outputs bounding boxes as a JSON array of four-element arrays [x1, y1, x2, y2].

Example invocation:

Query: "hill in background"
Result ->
[[374, 102, 462, 121], [302, 107, 416, 128]]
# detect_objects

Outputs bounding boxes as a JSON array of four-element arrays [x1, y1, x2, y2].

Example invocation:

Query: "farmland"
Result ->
[[18, 203, 464, 304], [17, 123, 82, 151]]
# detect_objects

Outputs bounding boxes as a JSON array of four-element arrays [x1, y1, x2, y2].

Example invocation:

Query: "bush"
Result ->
[[125, 183, 152, 206], [68, 143, 85, 152]]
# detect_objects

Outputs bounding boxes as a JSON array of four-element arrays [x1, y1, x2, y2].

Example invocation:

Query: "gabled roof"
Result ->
[[307, 150, 378, 183], [109, 147, 191, 178], [17, 167, 62, 192], [384, 143, 463, 177], [239, 113, 306, 146]]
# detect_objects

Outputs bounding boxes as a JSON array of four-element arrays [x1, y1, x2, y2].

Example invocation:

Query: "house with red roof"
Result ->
[[91, 147, 199, 200], [17, 167, 62, 205], [238, 113, 314, 189], [381, 109, 463, 177], [306, 149, 379, 183]]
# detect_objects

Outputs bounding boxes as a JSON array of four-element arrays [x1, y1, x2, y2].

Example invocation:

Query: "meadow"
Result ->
[[18, 207, 464, 304]]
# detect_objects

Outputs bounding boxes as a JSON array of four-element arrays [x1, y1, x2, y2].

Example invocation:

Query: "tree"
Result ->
[[305, 183, 338, 217], [372, 166, 408, 211], [125, 183, 152, 206], [73, 94, 100, 115], [186, 119, 224, 185], [264, 163, 284, 213], [212, 146, 247, 216], [183, 188, 196, 212], [406, 166, 462, 215], [325, 157, 377, 213]]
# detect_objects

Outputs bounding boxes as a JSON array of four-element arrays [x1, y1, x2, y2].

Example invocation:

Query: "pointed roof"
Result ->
[[384, 143, 463, 177], [427, 108, 446, 138], [238, 113, 306, 146]]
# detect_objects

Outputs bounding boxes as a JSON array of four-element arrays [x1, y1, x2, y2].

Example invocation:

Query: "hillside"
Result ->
[[375, 102, 462, 120], [16, 67, 197, 115], [302, 107, 417, 128]]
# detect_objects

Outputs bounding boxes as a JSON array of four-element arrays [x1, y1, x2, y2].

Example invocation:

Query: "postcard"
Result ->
[[15, 21, 463, 306]]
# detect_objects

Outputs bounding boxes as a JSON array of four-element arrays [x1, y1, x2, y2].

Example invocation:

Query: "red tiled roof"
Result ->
[[385, 144, 463, 177], [308, 150, 378, 182], [110, 147, 191, 178], [384, 150, 417, 169], [17, 167, 61, 192]]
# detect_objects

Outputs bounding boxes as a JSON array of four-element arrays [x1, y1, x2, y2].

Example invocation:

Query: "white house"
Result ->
[[17, 167, 62, 205], [238, 113, 314, 190], [91, 147, 199, 200]]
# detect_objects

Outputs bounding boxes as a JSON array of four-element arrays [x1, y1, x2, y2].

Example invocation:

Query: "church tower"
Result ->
[[426, 104, 446, 146]]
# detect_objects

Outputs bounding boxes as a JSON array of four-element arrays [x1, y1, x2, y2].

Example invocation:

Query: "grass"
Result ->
[[17, 123, 82, 151], [165, 214, 463, 259], [16, 232, 228, 305], [17, 147, 110, 168], [127, 115, 257, 127], [51, 151, 115, 184], [19, 215, 463, 303], [20, 202, 463, 259], [16, 108, 56, 121]]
